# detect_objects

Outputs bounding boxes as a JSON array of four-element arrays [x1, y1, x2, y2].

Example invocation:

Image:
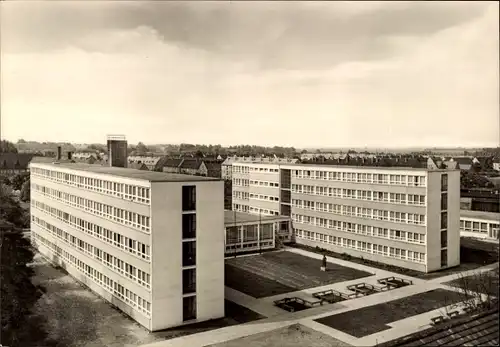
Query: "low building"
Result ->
[[162, 158, 184, 174], [224, 210, 291, 255], [493, 160, 500, 172], [127, 156, 162, 171], [460, 210, 500, 240], [204, 161, 222, 178], [180, 159, 207, 176], [0, 153, 35, 176]]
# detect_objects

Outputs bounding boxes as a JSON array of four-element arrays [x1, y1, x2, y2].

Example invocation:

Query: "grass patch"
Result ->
[[225, 251, 372, 298], [315, 289, 467, 338]]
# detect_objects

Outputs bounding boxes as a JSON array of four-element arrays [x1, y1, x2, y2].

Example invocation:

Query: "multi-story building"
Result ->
[[232, 162, 460, 273], [460, 210, 500, 240], [30, 161, 225, 331]]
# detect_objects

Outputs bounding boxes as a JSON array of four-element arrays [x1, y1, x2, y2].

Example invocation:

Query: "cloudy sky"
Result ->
[[1, 1, 498, 148]]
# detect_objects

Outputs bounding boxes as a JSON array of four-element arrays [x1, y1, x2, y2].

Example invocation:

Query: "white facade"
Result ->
[[460, 210, 500, 241], [30, 162, 224, 331], [232, 162, 461, 273]]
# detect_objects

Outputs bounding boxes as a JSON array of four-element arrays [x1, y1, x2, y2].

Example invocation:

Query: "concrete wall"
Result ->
[[426, 170, 460, 272], [150, 180, 224, 331], [447, 170, 461, 268]]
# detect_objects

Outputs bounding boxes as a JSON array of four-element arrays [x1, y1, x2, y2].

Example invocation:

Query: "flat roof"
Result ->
[[224, 210, 290, 226], [234, 162, 456, 172], [30, 162, 221, 183], [460, 209, 500, 222]]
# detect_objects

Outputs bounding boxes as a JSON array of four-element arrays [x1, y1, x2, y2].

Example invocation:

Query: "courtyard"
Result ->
[[225, 251, 373, 298]]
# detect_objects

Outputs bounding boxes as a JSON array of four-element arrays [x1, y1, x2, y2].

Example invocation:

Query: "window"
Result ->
[[183, 296, 196, 321], [182, 186, 196, 211], [441, 193, 448, 211], [183, 269, 196, 294], [182, 214, 196, 239], [441, 230, 447, 248], [441, 212, 447, 230], [441, 174, 448, 192], [441, 249, 448, 267], [182, 242, 196, 267]]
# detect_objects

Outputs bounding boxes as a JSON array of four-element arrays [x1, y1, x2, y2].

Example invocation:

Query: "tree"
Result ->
[[0, 140, 18, 153], [1, 188, 54, 346], [135, 142, 148, 155], [11, 173, 29, 191], [20, 179, 30, 202]]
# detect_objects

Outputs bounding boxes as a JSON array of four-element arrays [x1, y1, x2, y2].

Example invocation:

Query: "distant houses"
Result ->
[[0, 153, 35, 176]]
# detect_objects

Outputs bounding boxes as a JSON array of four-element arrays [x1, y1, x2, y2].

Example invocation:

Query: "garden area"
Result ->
[[315, 289, 466, 338], [225, 251, 372, 298]]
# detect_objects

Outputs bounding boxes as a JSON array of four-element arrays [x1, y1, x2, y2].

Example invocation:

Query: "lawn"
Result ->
[[207, 323, 352, 347], [31, 254, 264, 347], [290, 238, 499, 280], [315, 289, 466, 338], [225, 251, 372, 298]]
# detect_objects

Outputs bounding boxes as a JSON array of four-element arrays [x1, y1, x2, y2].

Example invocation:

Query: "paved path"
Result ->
[[141, 248, 498, 347]]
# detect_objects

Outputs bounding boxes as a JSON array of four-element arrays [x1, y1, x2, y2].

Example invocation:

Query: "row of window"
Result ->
[[291, 201, 426, 225], [249, 180, 279, 187], [225, 223, 274, 244], [232, 178, 249, 187], [460, 220, 500, 234], [32, 183, 151, 232], [249, 206, 280, 216], [233, 191, 249, 200], [291, 185, 426, 206], [31, 199, 150, 260], [249, 193, 279, 202], [31, 166, 151, 204], [294, 229, 426, 263], [32, 216, 151, 289], [292, 170, 427, 187], [32, 232, 151, 315], [291, 214, 426, 244], [232, 166, 279, 173]]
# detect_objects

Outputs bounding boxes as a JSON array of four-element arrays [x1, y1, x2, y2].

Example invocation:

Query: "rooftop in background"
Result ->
[[460, 209, 500, 222], [30, 162, 221, 183], [224, 210, 290, 226]]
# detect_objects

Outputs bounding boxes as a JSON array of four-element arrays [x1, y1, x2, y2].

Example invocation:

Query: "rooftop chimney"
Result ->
[[107, 134, 127, 168], [57, 146, 62, 160]]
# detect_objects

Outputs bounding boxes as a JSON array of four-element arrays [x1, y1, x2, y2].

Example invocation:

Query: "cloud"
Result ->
[[0, 1, 498, 147], [1, 1, 491, 69]]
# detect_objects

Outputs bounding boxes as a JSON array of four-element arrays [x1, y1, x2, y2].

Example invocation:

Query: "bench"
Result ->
[[447, 310, 460, 318], [430, 316, 446, 325]]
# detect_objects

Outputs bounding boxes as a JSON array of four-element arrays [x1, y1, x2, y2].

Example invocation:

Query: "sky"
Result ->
[[1, 1, 499, 148]]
